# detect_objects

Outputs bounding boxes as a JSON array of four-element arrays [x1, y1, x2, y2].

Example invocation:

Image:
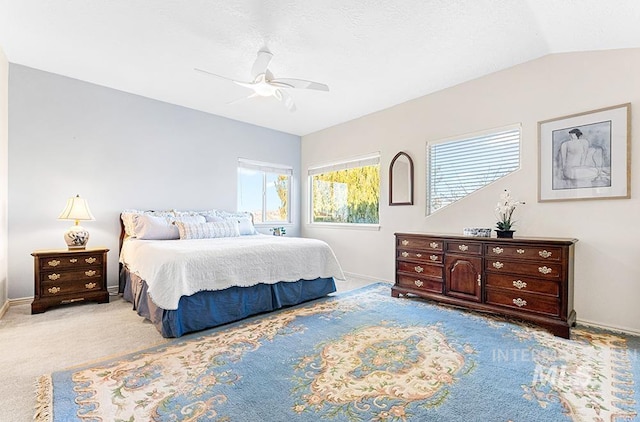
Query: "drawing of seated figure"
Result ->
[[560, 128, 610, 187]]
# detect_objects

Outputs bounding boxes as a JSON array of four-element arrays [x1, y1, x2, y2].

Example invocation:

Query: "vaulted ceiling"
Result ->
[[1, 1, 639, 136]]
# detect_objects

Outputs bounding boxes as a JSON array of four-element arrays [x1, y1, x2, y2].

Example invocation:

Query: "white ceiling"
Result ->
[[1, 1, 639, 136]]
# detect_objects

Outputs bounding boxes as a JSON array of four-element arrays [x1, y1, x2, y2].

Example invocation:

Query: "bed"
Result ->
[[118, 209, 345, 337]]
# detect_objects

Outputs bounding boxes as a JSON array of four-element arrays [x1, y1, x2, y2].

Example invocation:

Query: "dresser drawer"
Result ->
[[485, 274, 559, 297], [397, 261, 443, 279], [485, 288, 560, 317], [485, 245, 562, 262], [39, 253, 104, 270], [40, 268, 103, 284], [397, 236, 443, 251], [446, 241, 482, 255], [397, 275, 443, 294], [41, 278, 104, 297], [485, 259, 562, 279], [397, 250, 442, 264]]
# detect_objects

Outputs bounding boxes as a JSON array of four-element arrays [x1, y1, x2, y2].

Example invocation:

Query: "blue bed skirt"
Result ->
[[120, 267, 336, 337]]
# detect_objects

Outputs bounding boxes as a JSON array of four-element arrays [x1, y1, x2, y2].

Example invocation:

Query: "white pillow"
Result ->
[[134, 214, 206, 240], [176, 220, 240, 240], [236, 217, 257, 235], [121, 209, 174, 237]]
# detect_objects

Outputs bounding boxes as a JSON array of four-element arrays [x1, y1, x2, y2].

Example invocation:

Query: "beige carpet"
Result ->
[[0, 277, 376, 422]]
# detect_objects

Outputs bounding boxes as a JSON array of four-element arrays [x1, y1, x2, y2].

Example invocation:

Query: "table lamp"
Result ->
[[58, 194, 95, 249]]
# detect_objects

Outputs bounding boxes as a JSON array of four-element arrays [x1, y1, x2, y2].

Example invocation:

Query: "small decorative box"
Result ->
[[463, 228, 492, 237]]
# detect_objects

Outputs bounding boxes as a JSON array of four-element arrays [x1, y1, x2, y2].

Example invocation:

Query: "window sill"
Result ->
[[307, 223, 381, 231]]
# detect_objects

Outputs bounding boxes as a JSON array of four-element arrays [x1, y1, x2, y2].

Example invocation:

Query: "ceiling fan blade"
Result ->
[[251, 50, 273, 79], [270, 78, 329, 91], [274, 89, 296, 112], [194, 67, 245, 84], [226, 93, 258, 105]]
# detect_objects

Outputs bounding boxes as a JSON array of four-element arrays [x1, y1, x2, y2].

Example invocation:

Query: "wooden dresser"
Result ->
[[393, 233, 577, 338], [31, 247, 109, 314]]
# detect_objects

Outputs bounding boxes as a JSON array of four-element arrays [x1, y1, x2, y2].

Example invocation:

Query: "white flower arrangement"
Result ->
[[495, 190, 524, 231]]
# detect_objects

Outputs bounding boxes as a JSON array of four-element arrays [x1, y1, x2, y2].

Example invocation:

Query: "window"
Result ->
[[308, 153, 380, 225], [427, 126, 521, 214], [237, 159, 292, 224]]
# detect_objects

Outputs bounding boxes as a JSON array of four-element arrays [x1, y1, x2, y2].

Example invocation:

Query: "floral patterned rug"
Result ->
[[36, 283, 639, 421]]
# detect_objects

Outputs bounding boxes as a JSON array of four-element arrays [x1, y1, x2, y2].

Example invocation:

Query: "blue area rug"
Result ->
[[36, 283, 640, 421]]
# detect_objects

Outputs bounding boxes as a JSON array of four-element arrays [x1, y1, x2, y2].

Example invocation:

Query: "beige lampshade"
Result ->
[[58, 194, 95, 222]]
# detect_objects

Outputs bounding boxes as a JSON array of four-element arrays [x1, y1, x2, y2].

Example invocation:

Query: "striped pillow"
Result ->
[[175, 220, 240, 240]]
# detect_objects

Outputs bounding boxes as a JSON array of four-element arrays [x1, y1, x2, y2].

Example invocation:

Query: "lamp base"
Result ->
[[64, 225, 90, 250]]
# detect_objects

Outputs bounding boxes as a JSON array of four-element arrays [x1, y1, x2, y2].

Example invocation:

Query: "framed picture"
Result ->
[[538, 103, 631, 202]]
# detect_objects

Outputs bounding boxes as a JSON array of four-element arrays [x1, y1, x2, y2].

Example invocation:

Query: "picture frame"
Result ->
[[538, 103, 631, 202]]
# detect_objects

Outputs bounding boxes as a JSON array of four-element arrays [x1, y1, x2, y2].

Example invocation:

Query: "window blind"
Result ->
[[308, 153, 380, 176]]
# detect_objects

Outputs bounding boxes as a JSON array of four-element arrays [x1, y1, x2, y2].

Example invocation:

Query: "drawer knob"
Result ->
[[430, 242, 439, 249], [414, 280, 424, 287], [492, 247, 503, 254], [414, 266, 424, 273], [85, 270, 96, 277], [416, 253, 423, 258], [70, 258, 78, 263], [538, 250, 552, 258], [85, 257, 97, 264], [512, 280, 527, 289], [47, 260, 60, 267], [492, 261, 504, 269], [516, 249, 525, 254], [85, 282, 97, 289], [512, 298, 527, 307], [429, 255, 438, 261], [458, 244, 469, 251], [401, 251, 409, 258], [48, 286, 61, 294], [402, 240, 409, 246], [538, 266, 553, 275], [48, 273, 61, 281]]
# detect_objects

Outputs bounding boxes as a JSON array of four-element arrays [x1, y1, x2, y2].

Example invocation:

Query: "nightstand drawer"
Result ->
[[40, 268, 103, 283], [41, 278, 104, 297], [39, 253, 103, 270]]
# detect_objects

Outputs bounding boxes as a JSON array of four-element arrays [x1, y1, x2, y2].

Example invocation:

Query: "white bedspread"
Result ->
[[120, 234, 345, 310]]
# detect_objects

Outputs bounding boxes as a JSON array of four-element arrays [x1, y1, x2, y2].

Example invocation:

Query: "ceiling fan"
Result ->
[[195, 49, 329, 112]]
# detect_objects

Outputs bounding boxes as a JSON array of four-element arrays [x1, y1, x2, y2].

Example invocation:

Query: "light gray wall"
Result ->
[[302, 49, 640, 335], [8, 64, 300, 299], [0, 46, 8, 307]]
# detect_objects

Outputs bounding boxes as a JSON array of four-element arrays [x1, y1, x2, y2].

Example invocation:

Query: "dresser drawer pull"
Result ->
[[538, 266, 553, 275], [401, 251, 409, 258], [414, 280, 424, 287], [402, 240, 409, 246], [47, 260, 60, 267], [414, 266, 424, 273], [512, 280, 527, 289], [430, 242, 439, 249], [48, 273, 61, 281], [538, 250, 552, 258], [85, 282, 97, 289], [85, 257, 97, 264], [516, 249, 525, 254], [85, 270, 96, 277], [492, 247, 503, 254], [416, 253, 423, 258], [70, 258, 78, 263], [458, 244, 469, 251], [429, 255, 438, 261], [512, 298, 527, 307], [48, 286, 61, 294], [492, 261, 504, 269]]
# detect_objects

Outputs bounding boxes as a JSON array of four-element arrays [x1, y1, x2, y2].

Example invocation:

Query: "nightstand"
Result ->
[[31, 247, 110, 314]]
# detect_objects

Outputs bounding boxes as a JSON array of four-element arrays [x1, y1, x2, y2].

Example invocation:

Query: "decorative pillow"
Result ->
[[175, 220, 240, 240], [121, 209, 174, 237], [236, 217, 258, 235], [134, 214, 206, 240], [203, 214, 224, 223]]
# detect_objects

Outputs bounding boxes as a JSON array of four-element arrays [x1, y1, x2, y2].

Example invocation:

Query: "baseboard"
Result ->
[[343, 271, 393, 284], [9, 296, 33, 306], [0, 300, 9, 319], [576, 318, 640, 337]]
